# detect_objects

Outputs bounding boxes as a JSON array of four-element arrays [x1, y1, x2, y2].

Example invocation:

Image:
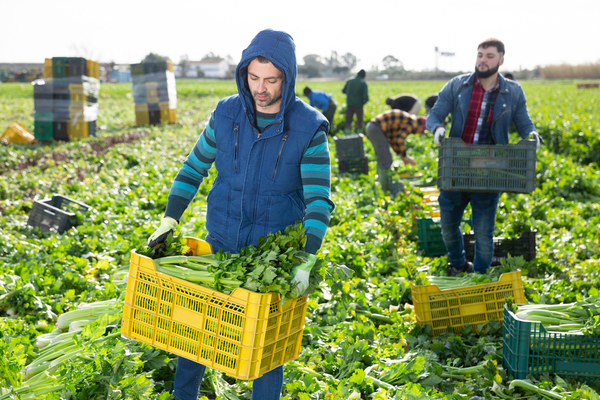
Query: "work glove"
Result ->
[[148, 217, 178, 248], [529, 132, 544, 149], [290, 253, 318, 297], [433, 127, 446, 146]]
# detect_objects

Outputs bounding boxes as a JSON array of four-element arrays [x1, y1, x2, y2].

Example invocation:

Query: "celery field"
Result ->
[[1, 79, 600, 399]]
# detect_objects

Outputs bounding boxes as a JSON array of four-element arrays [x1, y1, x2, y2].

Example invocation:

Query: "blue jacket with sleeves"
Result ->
[[206, 29, 330, 254], [426, 72, 536, 144], [307, 90, 333, 113]]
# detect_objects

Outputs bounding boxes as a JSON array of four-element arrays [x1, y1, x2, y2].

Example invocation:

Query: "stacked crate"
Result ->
[[334, 134, 368, 174], [130, 61, 177, 125], [34, 57, 100, 141]]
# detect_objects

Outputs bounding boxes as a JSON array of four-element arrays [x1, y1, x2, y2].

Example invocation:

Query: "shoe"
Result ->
[[448, 261, 474, 277]]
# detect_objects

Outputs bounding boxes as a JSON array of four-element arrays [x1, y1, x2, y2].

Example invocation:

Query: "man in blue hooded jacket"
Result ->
[[147, 29, 335, 400]]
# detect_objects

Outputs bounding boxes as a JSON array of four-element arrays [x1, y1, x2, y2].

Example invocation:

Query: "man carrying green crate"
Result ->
[[426, 38, 542, 276], [147, 29, 335, 400]]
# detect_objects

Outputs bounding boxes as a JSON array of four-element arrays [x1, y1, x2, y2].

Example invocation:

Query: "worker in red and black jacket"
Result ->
[[366, 110, 427, 193]]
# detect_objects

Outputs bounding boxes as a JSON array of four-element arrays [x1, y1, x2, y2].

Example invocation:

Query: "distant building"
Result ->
[[175, 58, 230, 78]]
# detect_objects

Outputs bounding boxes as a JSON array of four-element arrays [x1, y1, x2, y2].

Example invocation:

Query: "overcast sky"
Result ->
[[3, 0, 600, 73]]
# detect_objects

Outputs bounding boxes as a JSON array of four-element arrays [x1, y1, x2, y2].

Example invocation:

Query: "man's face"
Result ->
[[247, 58, 284, 113], [475, 46, 504, 79]]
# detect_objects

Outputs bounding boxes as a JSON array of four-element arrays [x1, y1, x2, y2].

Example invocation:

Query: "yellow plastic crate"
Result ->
[[0, 123, 36, 145], [134, 103, 149, 126], [168, 108, 177, 123], [121, 237, 308, 380], [67, 120, 88, 140], [411, 271, 526, 336], [44, 58, 53, 78]]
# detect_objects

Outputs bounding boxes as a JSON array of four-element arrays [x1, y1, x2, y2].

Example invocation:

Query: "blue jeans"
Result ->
[[173, 356, 284, 400], [438, 191, 501, 273]]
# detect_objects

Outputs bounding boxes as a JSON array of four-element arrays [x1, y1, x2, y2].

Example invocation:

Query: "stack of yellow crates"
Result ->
[[34, 57, 100, 141], [130, 61, 177, 126]]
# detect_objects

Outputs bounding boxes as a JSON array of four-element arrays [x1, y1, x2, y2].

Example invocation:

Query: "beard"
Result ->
[[475, 61, 500, 79], [252, 91, 282, 110]]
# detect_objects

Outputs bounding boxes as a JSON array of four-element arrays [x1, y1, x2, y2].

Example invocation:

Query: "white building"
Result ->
[[176, 58, 230, 78]]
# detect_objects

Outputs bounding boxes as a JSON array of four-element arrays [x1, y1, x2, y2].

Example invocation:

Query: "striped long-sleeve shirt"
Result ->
[[165, 111, 335, 254]]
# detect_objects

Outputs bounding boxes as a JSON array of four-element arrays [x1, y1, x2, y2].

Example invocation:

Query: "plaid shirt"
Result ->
[[371, 110, 418, 156], [461, 77, 500, 144]]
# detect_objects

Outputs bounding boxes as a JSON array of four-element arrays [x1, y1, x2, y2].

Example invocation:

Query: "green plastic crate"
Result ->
[[416, 217, 472, 257], [437, 138, 537, 193], [34, 112, 54, 141], [52, 57, 68, 78], [416, 217, 446, 256], [334, 134, 365, 161], [338, 157, 368, 175], [503, 304, 600, 382], [130, 63, 145, 77]]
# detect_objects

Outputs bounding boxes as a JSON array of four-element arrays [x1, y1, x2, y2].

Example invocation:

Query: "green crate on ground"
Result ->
[[34, 112, 54, 141], [437, 138, 537, 193], [416, 217, 446, 256], [502, 304, 600, 382], [338, 156, 369, 175], [417, 216, 473, 257], [334, 134, 365, 161]]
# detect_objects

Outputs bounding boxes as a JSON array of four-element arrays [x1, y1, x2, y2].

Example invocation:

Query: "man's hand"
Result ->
[[434, 127, 446, 146], [400, 155, 416, 166], [290, 254, 318, 297], [529, 132, 544, 149], [148, 217, 178, 248]]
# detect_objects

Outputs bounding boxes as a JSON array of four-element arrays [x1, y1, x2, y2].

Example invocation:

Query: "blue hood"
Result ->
[[235, 29, 297, 125]]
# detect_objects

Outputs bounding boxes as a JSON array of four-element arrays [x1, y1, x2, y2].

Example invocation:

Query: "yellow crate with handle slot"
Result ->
[[121, 237, 308, 380], [0, 123, 36, 145], [411, 270, 526, 336]]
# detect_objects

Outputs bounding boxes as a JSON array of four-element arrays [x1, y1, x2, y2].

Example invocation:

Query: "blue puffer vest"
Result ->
[[204, 29, 328, 253]]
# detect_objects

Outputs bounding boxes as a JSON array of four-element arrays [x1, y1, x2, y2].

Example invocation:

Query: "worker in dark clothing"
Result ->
[[342, 69, 369, 133], [385, 93, 421, 115], [424, 94, 439, 113]]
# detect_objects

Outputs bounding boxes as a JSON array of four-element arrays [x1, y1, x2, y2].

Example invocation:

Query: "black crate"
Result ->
[[389, 180, 405, 198], [464, 231, 536, 265], [147, 102, 160, 112], [27, 195, 91, 234], [334, 134, 365, 161], [34, 83, 53, 111], [143, 62, 160, 75], [338, 156, 368, 175], [149, 110, 161, 125], [52, 92, 70, 112], [67, 57, 87, 77], [130, 63, 145, 77], [53, 120, 69, 141], [88, 120, 96, 137]]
